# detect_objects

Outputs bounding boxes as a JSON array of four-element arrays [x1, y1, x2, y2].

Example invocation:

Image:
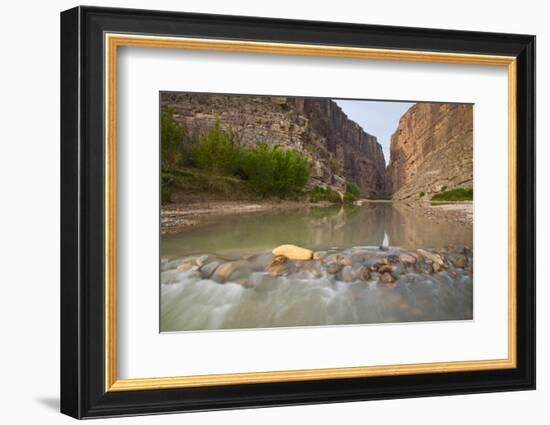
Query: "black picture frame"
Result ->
[[61, 5, 536, 419]]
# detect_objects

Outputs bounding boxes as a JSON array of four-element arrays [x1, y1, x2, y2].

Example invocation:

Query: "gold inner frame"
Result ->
[[104, 33, 517, 392]]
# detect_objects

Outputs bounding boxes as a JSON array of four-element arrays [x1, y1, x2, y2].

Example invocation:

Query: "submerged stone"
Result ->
[[325, 262, 342, 274], [399, 253, 417, 264], [416, 249, 444, 266], [380, 272, 396, 284], [338, 265, 356, 282], [358, 266, 371, 281], [177, 262, 195, 272], [212, 262, 235, 282], [199, 260, 222, 278], [450, 254, 468, 268]]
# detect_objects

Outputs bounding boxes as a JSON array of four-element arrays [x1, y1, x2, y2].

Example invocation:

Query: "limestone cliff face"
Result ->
[[161, 93, 386, 196], [386, 103, 473, 200]]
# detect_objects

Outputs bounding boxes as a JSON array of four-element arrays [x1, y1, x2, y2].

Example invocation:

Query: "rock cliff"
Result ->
[[386, 103, 473, 200], [161, 93, 386, 196]]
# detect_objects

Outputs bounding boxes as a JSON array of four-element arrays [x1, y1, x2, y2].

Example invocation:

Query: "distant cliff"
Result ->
[[161, 93, 387, 196], [386, 103, 473, 200]]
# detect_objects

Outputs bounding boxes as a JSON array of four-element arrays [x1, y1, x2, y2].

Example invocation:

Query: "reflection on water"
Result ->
[[161, 203, 472, 260], [160, 203, 473, 332]]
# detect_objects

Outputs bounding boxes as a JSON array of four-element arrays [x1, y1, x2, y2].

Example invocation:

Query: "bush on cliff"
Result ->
[[346, 182, 361, 198], [163, 113, 311, 199], [161, 106, 185, 172], [431, 187, 473, 202], [239, 142, 310, 197], [192, 119, 240, 175], [308, 186, 342, 203], [161, 174, 175, 205]]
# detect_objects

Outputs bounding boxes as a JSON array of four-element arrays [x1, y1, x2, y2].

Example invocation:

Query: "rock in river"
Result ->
[[177, 262, 195, 272], [272, 244, 313, 260], [338, 265, 356, 282], [199, 260, 222, 278], [417, 249, 445, 267], [380, 272, 396, 284]]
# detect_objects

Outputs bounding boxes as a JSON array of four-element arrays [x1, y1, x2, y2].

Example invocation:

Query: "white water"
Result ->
[[161, 204, 473, 332]]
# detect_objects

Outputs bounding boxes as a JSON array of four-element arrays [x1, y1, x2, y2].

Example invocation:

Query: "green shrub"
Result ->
[[346, 182, 361, 198], [192, 118, 240, 175], [161, 106, 185, 172], [431, 187, 473, 202], [308, 186, 342, 203], [419, 191, 425, 198], [164, 119, 311, 199], [239, 142, 310, 197], [161, 173, 175, 205], [167, 168, 254, 197], [343, 192, 358, 203], [329, 159, 343, 175]]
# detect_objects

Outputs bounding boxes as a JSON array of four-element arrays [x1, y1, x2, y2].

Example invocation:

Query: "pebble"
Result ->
[[450, 254, 468, 268], [177, 262, 195, 272], [358, 266, 371, 281], [380, 272, 396, 284], [325, 262, 342, 274], [399, 253, 417, 264], [212, 262, 235, 282], [338, 265, 356, 282], [199, 261, 222, 278], [417, 249, 445, 267]]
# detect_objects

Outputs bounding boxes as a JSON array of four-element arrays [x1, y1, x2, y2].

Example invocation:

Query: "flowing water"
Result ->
[[161, 202, 473, 332]]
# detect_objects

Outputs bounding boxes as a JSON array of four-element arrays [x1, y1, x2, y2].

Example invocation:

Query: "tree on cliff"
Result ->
[[161, 106, 185, 172]]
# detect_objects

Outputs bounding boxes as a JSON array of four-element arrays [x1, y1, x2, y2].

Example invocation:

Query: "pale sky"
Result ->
[[334, 99, 415, 164]]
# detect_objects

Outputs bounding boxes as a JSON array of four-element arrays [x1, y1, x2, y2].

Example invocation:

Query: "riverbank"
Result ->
[[162, 196, 473, 234], [426, 202, 473, 225], [377, 200, 473, 226], [161, 195, 333, 234]]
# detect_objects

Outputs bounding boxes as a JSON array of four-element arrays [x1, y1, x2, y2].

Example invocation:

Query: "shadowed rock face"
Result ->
[[386, 103, 473, 201], [161, 93, 387, 196]]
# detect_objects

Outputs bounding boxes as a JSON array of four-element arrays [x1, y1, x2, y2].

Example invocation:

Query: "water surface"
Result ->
[[162, 202, 472, 260], [161, 202, 473, 332]]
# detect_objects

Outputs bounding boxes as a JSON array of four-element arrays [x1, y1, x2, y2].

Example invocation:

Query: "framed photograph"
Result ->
[[60, 6, 535, 419]]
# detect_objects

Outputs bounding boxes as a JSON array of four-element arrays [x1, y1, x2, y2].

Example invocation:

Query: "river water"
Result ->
[[161, 202, 473, 332]]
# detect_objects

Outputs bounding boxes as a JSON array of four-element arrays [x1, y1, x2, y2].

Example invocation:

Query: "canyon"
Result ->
[[162, 93, 473, 200], [162, 93, 386, 196], [386, 103, 473, 200]]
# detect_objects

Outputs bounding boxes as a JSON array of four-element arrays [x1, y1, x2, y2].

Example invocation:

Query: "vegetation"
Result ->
[[161, 174, 175, 205], [346, 182, 361, 197], [161, 106, 185, 172], [328, 158, 343, 175], [419, 191, 425, 198], [161, 107, 186, 204], [343, 192, 357, 203], [192, 120, 240, 175], [308, 186, 342, 203], [431, 187, 473, 202], [162, 168, 254, 198], [160, 109, 372, 206], [238, 142, 310, 197], [367, 194, 392, 201], [161, 111, 311, 203]]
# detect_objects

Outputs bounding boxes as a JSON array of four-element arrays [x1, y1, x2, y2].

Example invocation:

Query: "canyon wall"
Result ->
[[386, 103, 473, 201], [161, 93, 386, 196]]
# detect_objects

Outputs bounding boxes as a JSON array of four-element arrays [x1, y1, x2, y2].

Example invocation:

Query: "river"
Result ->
[[160, 202, 473, 332]]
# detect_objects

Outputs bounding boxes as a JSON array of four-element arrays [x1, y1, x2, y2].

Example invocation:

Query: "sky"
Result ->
[[334, 99, 415, 164]]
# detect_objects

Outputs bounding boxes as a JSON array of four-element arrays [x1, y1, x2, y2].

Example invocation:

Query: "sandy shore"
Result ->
[[425, 202, 473, 225], [162, 196, 473, 235], [161, 198, 332, 234]]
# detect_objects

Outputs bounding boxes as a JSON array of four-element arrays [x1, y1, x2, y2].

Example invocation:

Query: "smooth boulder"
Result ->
[[272, 244, 313, 260]]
